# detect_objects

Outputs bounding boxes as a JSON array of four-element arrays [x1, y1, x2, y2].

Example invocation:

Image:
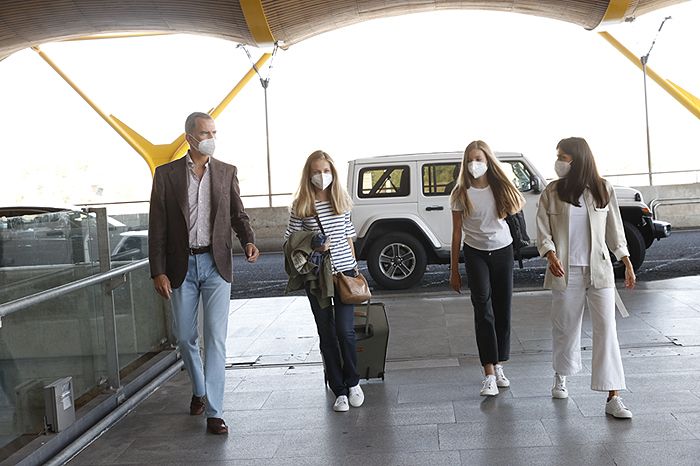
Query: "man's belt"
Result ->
[[189, 245, 211, 255]]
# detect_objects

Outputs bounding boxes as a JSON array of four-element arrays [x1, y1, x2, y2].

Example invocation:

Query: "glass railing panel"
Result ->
[[0, 209, 101, 298], [112, 265, 169, 368], [0, 206, 170, 457], [0, 264, 99, 304], [0, 283, 105, 450]]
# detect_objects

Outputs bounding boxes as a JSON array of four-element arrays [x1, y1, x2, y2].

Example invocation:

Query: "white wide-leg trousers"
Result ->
[[551, 266, 626, 391]]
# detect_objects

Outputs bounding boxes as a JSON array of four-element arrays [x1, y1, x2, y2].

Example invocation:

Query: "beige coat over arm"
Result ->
[[536, 179, 629, 291]]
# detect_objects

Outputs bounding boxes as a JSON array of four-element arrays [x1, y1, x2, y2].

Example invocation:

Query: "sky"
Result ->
[[0, 2, 698, 211]]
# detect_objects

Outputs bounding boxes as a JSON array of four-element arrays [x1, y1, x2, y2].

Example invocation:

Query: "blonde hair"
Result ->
[[291, 150, 353, 217], [449, 140, 525, 218]]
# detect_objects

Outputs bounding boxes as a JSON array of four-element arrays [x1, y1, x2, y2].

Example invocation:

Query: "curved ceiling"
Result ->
[[0, 0, 684, 60]]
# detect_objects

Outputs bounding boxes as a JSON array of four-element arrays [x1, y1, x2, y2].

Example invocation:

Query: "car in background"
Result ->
[[348, 152, 671, 289], [111, 230, 148, 261]]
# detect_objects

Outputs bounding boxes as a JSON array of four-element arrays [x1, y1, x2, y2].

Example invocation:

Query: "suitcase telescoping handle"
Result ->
[[353, 301, 372, 335]]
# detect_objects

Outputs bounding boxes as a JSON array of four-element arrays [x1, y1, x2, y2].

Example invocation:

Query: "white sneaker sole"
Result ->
[[606, 410, 633, 419], [551, 390, 568, 399], [496, 379, 510, 388]]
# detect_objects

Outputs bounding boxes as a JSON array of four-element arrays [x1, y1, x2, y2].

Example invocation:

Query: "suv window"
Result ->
[[422, 163, 459, 196], [502, 160, 533, 192], [419, 161, 532, 196], [358, 165, 410, 198]]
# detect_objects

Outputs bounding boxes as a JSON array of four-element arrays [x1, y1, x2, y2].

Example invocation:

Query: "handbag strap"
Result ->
[[314, 214, 338, 273], [314, 215, 326, 235]]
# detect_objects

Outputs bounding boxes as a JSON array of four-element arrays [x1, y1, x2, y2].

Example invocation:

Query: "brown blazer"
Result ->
[[148, 156, 255, 288]]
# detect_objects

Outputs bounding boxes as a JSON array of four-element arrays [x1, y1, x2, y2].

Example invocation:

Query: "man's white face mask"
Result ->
[[311, 172, 333, 190], [190, 135, 216, 157]]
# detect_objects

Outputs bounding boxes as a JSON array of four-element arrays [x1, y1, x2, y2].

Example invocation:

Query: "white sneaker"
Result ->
[[551, 373, 568, 399], [480, 375, 499, 396], [333, 395, 349, 412], [348, 384, 365, 407], [605, 396, 633, 419], [495, 364, 510, 388]]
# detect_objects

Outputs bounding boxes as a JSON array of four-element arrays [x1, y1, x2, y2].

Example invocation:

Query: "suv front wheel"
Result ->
[[623, 220, 646, 270], [366, 232, 427, 289], [613, 220, 647, 278]]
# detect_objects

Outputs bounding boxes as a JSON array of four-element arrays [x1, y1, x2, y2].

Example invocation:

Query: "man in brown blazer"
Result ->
[[149, 112, 259, 434]]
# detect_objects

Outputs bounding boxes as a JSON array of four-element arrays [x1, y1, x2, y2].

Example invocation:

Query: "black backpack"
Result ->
[[505, 211, 530, 268]]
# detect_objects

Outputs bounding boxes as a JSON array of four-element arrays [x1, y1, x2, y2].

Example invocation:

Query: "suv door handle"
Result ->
[[425, 206, 444, 211]]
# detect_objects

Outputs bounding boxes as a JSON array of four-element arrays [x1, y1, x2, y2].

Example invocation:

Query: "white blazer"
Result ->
[[536, 179, 629, 290]]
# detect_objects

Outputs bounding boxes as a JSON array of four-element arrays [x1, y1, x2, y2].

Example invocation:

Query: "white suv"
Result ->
[[347, 152, 671, 290]]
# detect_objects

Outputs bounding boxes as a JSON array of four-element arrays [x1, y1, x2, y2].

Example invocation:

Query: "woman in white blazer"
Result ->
[[536, 137, 636, 419]]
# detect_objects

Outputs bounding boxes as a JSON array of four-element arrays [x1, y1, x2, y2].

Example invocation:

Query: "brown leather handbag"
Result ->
[[334, 269, 371, 304]]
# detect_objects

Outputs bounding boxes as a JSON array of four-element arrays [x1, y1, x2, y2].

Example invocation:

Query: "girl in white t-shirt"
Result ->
[[449, 140, 525, 396]]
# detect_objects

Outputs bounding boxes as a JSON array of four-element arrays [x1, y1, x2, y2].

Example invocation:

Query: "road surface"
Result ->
[[230, 229, 700, 299]]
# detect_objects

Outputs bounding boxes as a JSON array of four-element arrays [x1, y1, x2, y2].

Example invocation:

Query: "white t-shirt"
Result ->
[[568, 194, 591, 266], [451, 185, 512, 251]]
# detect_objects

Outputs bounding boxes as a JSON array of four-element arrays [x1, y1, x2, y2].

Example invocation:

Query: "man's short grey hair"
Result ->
[[185, 112, 213, 135]]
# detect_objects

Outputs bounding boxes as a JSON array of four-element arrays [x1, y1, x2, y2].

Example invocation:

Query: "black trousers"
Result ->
[[463, 243, 514, 365]]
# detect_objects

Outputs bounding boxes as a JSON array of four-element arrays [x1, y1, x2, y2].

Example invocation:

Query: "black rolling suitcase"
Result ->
[[354, 301, 389, 380]]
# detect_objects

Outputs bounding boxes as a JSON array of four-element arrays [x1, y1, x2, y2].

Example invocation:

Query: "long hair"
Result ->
[[554, 137, 609, 208], [450, 140, 524, 218], [291, 150, 353, 217]]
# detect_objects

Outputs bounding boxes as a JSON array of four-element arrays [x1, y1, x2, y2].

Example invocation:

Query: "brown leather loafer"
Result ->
[[190, 395, 205, 416], [206, 417, 229, 435]]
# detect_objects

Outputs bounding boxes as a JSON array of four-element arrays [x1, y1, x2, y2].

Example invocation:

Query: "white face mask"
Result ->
[[467, 161, 488, 179], [190, 136, 216, 157], [311, 172, 333, 190], [554, 160, 571, 178]]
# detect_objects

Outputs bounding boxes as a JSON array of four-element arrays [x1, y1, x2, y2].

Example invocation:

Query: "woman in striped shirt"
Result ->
[[284, 150, 364, 412]]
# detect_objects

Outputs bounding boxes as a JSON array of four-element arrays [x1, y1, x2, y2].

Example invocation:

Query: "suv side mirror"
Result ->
[[531, 177, 542, 194]]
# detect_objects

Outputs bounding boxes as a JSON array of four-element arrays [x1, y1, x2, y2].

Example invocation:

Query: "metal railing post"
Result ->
[[91, 208, 121, 390]]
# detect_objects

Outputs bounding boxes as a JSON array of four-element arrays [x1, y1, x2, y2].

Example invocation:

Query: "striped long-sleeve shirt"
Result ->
[[284, 200, 357, 272]]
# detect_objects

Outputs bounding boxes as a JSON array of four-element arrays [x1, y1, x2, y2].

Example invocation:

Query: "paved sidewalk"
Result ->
[[70, 276, 700, 465]]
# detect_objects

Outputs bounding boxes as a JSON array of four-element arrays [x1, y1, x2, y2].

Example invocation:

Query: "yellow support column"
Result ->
[[598, 32, 700, 119], [112, 52, 271, 171], [33, 46, 271, 174]]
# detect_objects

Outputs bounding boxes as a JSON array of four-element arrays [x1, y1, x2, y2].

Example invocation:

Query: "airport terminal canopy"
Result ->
[[0, 0, 685, 59]]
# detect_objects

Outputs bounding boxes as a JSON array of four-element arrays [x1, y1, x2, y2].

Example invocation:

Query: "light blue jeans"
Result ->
[[170, 252, 231, 418]]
